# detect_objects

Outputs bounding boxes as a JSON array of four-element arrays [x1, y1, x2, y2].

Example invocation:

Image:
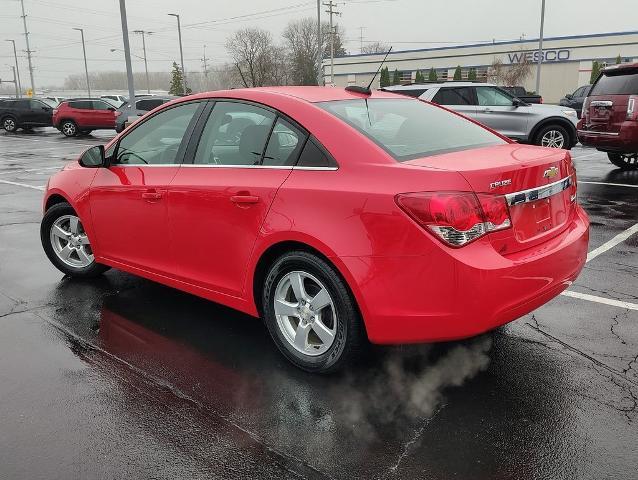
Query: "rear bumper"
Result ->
[[343, 206, 589, 344], [577, 121, 638, 152]]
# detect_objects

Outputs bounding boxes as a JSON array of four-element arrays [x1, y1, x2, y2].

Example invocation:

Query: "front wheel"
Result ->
[[40, 202, 110, 278], [262, 251, 365, 373], [2, 116, 18, 132], [60, 120, 78, 137], [534, 124, 570, 149], [608, 152, 638, 170]]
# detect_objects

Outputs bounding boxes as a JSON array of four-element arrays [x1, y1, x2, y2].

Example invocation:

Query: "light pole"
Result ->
[[19, 0, 35, 94], [118, 0, 136, 104], [73, 28, 91, 97], [168, 13, 187, 94], [133, 30, 152, 94], [535, 0, 546, 95], [5, 40, 22, 97]]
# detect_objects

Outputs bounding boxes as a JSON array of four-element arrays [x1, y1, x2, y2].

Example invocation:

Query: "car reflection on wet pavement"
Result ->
[[1, 129, 637, 479]]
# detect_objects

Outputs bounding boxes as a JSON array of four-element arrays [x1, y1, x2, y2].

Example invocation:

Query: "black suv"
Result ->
[[0, 98, 58, 132]]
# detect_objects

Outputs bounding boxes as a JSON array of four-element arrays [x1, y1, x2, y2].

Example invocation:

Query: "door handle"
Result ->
[[141, 191, 163, 201], [230, 195, 259, 205], [483, 108, 493, 113]]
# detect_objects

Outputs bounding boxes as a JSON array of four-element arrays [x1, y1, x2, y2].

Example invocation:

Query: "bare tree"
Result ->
[[283, 17, 320, 86], [361, 41, 391, 55], [226, 28, 281, 87], [488, 54, 532, 86]]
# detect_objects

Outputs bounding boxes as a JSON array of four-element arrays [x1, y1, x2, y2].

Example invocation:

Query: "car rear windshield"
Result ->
[[590, 69, 638, 95], [318, 98, 505, 161]]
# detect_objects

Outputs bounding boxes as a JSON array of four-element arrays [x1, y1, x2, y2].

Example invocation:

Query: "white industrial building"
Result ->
[[323, 31, 638, 103]]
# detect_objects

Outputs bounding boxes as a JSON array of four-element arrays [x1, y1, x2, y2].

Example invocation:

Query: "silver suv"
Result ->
[[382, 82, 579, 149]]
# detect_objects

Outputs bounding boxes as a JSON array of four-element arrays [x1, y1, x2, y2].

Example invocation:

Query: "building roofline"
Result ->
[[335, 30, 638, 60]]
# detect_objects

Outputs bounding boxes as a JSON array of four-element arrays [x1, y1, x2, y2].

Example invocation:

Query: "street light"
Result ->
[[535, 0, 546, 95], [72, 28, 91, 97], [133, 30, 152, 94], [118, 0, 136, 107], [5, 40, 22, 97], [168, 13, 187, 94], [110, 48, 143, 61]]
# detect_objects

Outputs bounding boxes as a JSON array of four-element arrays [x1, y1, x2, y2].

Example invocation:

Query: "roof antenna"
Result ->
[[345, 47, 393, 95]]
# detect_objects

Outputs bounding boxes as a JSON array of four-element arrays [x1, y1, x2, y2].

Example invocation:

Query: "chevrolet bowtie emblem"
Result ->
[[543, 166, 559, 178]]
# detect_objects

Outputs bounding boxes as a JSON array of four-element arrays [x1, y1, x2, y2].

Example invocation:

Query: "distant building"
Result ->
[[323, 31, 638, 103]]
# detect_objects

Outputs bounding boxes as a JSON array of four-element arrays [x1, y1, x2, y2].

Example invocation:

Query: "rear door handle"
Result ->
[[483, 108, 493, 113], [230, 195, 259, 205], [141, 191, 163, 201]]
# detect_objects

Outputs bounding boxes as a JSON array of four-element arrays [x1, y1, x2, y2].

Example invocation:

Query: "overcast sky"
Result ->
[[0, 0, 635, 87]]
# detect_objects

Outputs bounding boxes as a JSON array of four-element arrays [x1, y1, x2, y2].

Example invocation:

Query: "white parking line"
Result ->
[[561, 291, 638, 311], [0, 179, 45, 191], [579, 181, 638, 189], [586, 223, 638, 262]]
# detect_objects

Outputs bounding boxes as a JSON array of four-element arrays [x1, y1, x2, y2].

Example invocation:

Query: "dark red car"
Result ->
[[578, 62, 638, 169], [53, 98, 119, 137], [40, 87, 589, 372]]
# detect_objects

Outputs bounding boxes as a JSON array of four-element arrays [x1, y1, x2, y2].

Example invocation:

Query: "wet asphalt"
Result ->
[[0, 128, 637, 480]]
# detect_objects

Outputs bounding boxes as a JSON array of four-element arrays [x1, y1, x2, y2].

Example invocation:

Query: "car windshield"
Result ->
[[318, 98, 505, 161]]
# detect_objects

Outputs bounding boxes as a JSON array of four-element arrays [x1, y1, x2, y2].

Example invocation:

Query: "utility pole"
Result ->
[[168, 13, 187, 95], [359, 26, 365, 53], [1, 66, 19, 98], [5, 40, 22, 97], [133, 30, 152, 94], [73, 28, 91, 97], [535, 0, 546, 95], [201, 44, 209, 91], [323, 1, 341, 85], [316, 0, 322, 85], [118, 0, 136, 105], [19, 0, 35, 94]]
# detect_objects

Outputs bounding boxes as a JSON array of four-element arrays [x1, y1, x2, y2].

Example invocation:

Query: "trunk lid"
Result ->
[[404, 144, 576, 254]]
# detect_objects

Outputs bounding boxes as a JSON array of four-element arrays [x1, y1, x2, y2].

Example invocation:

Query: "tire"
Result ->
[[60, 120, 78, 137], [534, 124, 571, 150], [607, 152, 638, 170], [40, 202, 110, 278], [262, 251, 365, 373], [2, 116, 18, 133]]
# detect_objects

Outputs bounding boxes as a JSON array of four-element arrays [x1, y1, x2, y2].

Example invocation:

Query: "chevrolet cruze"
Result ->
[[40, 87, 589, 372]]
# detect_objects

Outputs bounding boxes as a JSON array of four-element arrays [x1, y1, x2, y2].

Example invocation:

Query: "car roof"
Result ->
[[602, 62, 638, 73], [383, 82, 496, 90]]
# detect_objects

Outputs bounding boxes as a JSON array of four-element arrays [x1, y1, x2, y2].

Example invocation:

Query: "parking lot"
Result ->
[[0, 128, 637, 479]]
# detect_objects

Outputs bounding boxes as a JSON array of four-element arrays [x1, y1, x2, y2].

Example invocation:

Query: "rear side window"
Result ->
[[432, 87, 474, 105], [590, 70, 638, 95], [319, 98, 504, 161], [14, 100, 29, 109], [263, 118, 306, 167], [297, 139, 337, 168], [69, 100, 92, 109], [91, 101, 112, 110]]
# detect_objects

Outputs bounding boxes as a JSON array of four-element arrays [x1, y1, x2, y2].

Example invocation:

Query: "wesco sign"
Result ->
[[508, 49, 571, 63]]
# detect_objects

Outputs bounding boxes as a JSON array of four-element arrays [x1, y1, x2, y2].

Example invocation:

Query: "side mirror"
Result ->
[[512, 98, 524, 107], [79, 145, 105, 168], [565, 93, 573, 99]]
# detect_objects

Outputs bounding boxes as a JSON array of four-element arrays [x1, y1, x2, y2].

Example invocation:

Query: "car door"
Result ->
[[91, 100, 117, 128], [68, 100, 92, 127], [89, 101, 203, 273], [168, 100, 303, 297], [30, 99, 53, 125], [430, 87, 477, 119], [473, 86, 530, 139]]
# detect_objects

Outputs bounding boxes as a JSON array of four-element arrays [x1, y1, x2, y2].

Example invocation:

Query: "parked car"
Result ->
[[45, 96, 66, 105], [53, 98, 119, 136], [383, 82, 579, 149], [577, 62, 638, 170], [101, 95, 127, 106], [40, 87, 589, 372], [0, 97, 57, 132], [501, 86, 543, 104], [560, 85, 591, 118], [115, 95, 177, 133]]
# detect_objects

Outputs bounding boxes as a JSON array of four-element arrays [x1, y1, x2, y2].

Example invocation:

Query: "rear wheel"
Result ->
[[40, 202, 110, 278], [2, 116, 18, 133], [535, 124, 570, 149], [608, 152, 638, 170], [262, 251, 365, 373], [60, 120, 78, 137]]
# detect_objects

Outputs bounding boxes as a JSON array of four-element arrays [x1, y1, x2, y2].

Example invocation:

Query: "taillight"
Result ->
[[395, 192, 511, 247], [539, 97, 543, 104], [627, 95, 637, 120], [582, 99, 589, 121]]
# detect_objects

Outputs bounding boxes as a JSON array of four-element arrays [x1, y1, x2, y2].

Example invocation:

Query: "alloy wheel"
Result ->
[[62, 122, 76, 136], [274, 271, 337, 357], [49, 214, 94, 268], [541, 129, 565, 148], [3, 118, 16, 132]]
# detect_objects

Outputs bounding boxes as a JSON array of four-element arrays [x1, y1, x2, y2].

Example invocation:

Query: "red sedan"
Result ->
[[40, 87, 589, 372]]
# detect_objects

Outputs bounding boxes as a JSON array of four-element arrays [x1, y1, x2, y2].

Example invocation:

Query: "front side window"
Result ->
[[319, 98, 504, 161], [194, 101, 275, 166], [115, 102, 199, 165], [475, 87, 514, 106], [432, 87, 474, 105]]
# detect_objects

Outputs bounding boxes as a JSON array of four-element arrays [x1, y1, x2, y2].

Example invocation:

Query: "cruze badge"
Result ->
[[543, 166, 559, 178], [490, 179, 512, 189]]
